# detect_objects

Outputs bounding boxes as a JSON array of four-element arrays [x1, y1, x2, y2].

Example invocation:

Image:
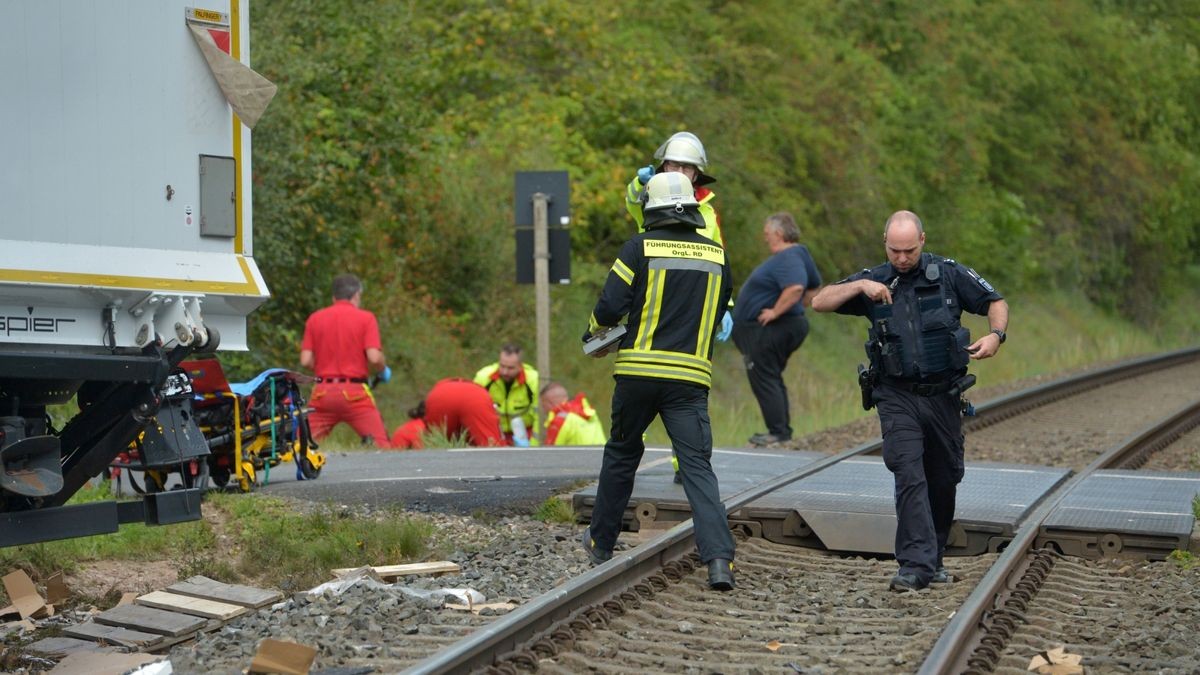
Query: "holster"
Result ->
[[857, 363, 877, 411]]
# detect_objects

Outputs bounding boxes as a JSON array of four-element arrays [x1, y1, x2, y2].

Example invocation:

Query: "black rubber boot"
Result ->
[[707, 558, 735, 591]]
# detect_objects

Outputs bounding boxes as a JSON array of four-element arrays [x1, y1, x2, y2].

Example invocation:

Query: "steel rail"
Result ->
[[963, 345, 1199, 431], [406, 346, 1200, 674], [403, 437, 882, 674], [917, 396, 1200, 675]]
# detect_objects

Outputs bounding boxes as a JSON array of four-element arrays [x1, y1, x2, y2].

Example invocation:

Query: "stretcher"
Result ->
[[111, 358, 326, 493]]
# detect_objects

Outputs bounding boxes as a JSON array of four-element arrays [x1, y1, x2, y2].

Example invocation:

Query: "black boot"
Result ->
[[707, 558, 734, 591]]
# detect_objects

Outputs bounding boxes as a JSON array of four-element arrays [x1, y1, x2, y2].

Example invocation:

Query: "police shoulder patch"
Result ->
[[965, 267, 995, 292]]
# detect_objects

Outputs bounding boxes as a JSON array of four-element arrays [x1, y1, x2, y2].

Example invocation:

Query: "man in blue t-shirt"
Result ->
[[731, 212, 822, 446]]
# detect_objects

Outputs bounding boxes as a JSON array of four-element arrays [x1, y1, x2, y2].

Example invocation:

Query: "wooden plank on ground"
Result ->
[[331, 561, 460, 580], [26, 636, 119, 658], [135, 590, 247, 621], [63, 622, 166, 650], [166, 575, 282, 609], [93, 604, 207, 636]]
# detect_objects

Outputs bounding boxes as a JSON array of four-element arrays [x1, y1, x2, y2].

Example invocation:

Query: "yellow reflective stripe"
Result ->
[[636, 269, 665, 351], [612, 258, 634, 285], [0, 255, 263, 295], [696, 271, 720, 357], [588, 313, 600, 333], [617, 349, 712, 373], [625, 180, 642, 203], [642, 240, 725, 265], [614, 363, 712, 388]]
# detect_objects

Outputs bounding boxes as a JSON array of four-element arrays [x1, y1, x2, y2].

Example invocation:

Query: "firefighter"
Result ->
[[624, 131, 733, 479], [582, 171, 737, 591], [473, 344, 539, 446], [300, 273, 391, 447], [811, 210, 1008, 591], [540, 381, 606, 446]]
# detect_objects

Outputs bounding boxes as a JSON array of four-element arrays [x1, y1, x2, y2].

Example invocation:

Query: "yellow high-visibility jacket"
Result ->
[[589, 224, 732, 389], [473, 362, 539, 438]]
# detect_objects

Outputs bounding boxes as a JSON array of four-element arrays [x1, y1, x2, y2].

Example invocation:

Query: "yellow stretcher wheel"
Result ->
[[297, 450, 324, 480], [238, 460, 256, 493]]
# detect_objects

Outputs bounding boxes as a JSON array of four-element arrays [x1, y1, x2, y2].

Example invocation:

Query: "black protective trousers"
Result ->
[[589, 377, 736, 564], [874, 383, 965, 584], [731, 314, 810, 438]]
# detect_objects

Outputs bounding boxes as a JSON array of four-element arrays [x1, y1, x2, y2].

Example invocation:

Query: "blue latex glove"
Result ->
[[377, 365, 392, 383], [637, 164, 655, 186], [513, 435, 531, 448], [716, 311, 733, 342]]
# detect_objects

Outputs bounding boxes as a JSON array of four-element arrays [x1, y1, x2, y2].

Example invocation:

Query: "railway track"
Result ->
[[406, 347, 1200, 674]]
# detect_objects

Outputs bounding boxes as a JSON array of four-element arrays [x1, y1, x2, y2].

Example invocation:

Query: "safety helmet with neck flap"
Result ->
[[642, 172, 704, 230]]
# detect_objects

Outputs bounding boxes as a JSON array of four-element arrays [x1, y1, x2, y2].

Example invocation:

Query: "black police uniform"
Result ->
[[584, 208, 736, 566], [833, 252, 1002, 584]]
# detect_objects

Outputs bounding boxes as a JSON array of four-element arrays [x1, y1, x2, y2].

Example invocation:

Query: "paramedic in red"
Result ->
[[300, 273, 392, 447], [393, 378, 505, 448]]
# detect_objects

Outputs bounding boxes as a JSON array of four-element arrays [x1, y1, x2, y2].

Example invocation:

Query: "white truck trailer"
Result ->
[[0, 1, 273, 544]]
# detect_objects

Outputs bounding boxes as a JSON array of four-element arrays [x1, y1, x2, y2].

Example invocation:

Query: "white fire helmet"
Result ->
[[644, 172, 700, 212], [653, 131, 707, 171]]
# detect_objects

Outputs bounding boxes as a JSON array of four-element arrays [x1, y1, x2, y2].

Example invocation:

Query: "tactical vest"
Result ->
[[864, 256, 971, 381]]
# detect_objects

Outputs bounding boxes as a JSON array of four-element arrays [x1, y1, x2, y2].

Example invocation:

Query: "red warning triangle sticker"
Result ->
[[207, 28, 230, 55]]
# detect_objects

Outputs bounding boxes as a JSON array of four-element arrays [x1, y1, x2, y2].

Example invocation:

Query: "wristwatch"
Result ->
[[991, 328, 1007, 344]]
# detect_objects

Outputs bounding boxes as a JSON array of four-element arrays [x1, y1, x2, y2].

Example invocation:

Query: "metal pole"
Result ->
[[532, 193, 551, 443]]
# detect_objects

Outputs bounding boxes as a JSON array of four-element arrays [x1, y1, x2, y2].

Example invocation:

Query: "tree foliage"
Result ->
[[239, 0, 1199, 381]]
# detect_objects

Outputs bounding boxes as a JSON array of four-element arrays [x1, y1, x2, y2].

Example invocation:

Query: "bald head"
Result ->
[[883, 210, 926, 273], [540, 381, 569, 413]]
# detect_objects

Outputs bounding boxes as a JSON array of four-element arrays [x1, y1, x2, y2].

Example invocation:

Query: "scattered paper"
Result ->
[[1028, 646, 1083, 674], [398, 587, 485, 607]]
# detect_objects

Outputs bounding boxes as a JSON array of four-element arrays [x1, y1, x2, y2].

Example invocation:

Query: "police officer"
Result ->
[[581, 171, 737, 591], [811, 211, 1008, 592]]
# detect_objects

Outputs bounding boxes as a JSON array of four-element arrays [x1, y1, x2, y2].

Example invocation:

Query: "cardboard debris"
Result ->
[[48, 651, 165, 675], [330, 561, 460, 581], [248, 638, 317, 675], [1028, 646, 1084, 674], [45, 571, 70, 605], [1, 569, 50, 619]]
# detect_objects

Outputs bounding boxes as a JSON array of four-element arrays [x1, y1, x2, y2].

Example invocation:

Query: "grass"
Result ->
[[0, 486, 441, 604], [532, 496, 576, 524]]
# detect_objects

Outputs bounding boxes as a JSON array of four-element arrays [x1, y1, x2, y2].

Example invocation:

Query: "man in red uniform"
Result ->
[[300, 273, 392, 447], [421, 378, 505, 447]]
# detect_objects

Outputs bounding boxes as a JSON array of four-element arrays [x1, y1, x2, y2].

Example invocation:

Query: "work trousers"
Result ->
[[590, 378, 736, 564], [732, 314, 810, 438], [874, 383, 964, 584], [308, 382, 390, 448]]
